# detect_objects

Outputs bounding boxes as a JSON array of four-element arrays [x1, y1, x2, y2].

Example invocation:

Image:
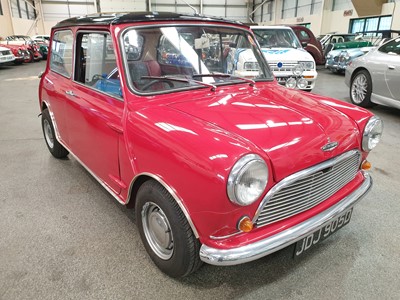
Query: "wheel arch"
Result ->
[[126, 173, 200, 238], [351, 67, 370, 84]]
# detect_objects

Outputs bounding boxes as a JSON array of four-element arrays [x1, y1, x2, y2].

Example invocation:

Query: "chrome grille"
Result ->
[[269, 62, 296, 72], [255, 150, 361, 227]]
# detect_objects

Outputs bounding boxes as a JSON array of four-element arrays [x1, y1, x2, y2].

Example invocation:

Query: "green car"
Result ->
[[332, 40, 373, 50]]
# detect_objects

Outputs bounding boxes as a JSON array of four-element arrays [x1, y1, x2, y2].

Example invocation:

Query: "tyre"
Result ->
[[350, 70, 374, 108], [41, 109, 69, 158], [25, 51, 34, 63], [136, 180, 203, 278]]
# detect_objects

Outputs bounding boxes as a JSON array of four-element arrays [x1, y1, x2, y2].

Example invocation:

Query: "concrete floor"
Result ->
[[0, 62, 399, 300]]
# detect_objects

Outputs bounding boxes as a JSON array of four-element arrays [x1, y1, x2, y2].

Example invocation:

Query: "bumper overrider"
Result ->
[[200, 172, 372, 266]]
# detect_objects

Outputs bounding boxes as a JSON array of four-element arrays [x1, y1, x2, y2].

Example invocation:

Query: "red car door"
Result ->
[[65, 31, 123, 194]]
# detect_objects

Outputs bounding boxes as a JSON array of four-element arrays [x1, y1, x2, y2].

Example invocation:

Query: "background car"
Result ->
[[288, 25, 325, 65], [326, 47, 374, 74], [345, 37, 400, 109], [3, 35, 42, 62], [251, 25, 317, 91], [0, 45, 15, 65], [31, 34, 50, 44], [0, 43, 29, 65]]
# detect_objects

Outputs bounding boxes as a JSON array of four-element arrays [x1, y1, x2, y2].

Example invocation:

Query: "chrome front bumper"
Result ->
[[200, 172, 372, 266]]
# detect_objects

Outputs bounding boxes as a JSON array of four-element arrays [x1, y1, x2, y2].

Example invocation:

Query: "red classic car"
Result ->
[[3, 35, 42, 62], [39, 12, 383, 277], [0, 43, 30, 64]]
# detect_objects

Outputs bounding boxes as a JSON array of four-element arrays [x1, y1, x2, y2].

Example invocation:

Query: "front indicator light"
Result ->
[[362, 160, 371, 171], [238, 216, 253, 232]]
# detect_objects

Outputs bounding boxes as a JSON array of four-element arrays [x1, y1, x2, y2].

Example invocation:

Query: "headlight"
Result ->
[[362, 116, 383, 152], [292, 64, 304, 76], [299, 61, 315, 70], [244, 61, 259, 71], [227, 154, 269, 206]]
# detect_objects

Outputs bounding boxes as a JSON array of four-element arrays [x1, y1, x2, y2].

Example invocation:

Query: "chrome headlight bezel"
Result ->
[[227, 154, 269, 206], [292, 64, 304, 76], [362, 116, 383, 152]]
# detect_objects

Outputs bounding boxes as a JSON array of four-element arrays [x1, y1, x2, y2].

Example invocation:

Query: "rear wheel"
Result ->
[[135, 180, 202, 278], [25, 51, 34, 63], [41, 109, 69, 158], [350, 70, 374, 108]]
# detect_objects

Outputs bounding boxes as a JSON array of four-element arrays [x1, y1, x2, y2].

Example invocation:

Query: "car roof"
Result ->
[[54, 11, 243, 28]]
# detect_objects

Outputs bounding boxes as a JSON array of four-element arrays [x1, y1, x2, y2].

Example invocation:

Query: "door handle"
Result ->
[[388, 65, 395, 70], [65, 90, 76, 97]]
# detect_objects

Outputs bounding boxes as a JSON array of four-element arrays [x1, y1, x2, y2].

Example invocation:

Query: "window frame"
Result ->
[[73, 30, 123, 101]]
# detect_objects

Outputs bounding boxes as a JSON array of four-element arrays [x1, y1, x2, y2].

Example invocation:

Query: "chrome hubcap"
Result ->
[[351, 74, 368, 104], [43, 119, 54, 149], [142, 202, 174, 260]]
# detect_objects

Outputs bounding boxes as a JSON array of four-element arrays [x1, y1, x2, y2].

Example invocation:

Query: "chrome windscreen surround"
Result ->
[[253, 150, 362, 227]]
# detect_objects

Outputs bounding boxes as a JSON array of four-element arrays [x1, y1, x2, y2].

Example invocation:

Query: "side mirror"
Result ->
[[301, 42, 308, 48]]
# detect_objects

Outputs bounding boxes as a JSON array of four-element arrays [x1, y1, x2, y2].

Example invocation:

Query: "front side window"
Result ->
[[74, 32, 121, 98], [121, 26, 272, 94], [50, 30, 73, 78]]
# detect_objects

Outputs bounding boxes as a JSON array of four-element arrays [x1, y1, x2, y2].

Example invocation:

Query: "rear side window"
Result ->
[[50, 30, 73, 78], [299, 30, 310, 40], [379, 38, 400, 55]]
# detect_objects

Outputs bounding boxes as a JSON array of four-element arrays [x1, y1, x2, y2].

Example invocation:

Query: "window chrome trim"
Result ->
[[252, 150, 361, 224]]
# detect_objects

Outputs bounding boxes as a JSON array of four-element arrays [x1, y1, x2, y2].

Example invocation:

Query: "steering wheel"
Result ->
[[141, 79, 174, 91], [92, 74, 103, 82]]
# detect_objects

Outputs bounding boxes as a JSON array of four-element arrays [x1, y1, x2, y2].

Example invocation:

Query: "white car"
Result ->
[[0, 46, 15, 65], [31, 35, 50, 44], [251, 26, 317, 91]]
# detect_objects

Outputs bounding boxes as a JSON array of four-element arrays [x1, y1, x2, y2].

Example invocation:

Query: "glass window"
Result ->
[[282, 0, 297, 18], [50, 30, 73, 78], [121, 26, 272, 94], [332, 0, 351, 11], [350, 15, 392, 35], [379, 38, 400, 55], [74, 32, 121, 98]]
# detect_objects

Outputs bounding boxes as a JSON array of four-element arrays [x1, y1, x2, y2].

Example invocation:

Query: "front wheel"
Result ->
[[135, 180, 202, 277], [350, 70, 374, 108], [41, 109, 69, 158]]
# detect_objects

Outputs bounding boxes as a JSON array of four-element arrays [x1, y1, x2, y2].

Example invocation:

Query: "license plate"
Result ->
[[294, 208, 353, 257]]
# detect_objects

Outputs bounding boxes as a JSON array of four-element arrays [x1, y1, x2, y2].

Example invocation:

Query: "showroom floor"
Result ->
[[0, 62, 399, 300]]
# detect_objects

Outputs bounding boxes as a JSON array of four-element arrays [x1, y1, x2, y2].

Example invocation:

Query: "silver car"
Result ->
[[345, 37, 400, 109]]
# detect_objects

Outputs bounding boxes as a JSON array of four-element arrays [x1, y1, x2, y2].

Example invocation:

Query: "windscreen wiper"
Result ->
[[192, 73, 255, 87], [141, 75, 217, 91]]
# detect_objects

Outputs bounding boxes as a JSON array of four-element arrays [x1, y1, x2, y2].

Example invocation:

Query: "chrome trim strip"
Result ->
[[42, 102, 125, 205], [43, 102, 199, 238], [199, 172, 372, 266], [127, 173, 200, 238], [252, 150, 361, 224]]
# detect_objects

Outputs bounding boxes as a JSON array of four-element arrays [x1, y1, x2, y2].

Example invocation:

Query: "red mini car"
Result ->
[[39, 12, 383, 277]]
